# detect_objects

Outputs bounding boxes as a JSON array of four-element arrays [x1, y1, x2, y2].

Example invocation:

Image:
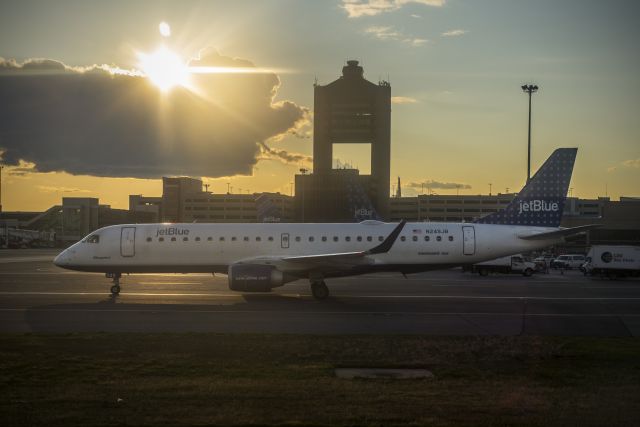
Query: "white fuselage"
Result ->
[[54, 221, 560, 276]]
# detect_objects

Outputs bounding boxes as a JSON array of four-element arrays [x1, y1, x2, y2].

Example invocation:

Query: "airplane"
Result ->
[[54, 148, 597, 299]]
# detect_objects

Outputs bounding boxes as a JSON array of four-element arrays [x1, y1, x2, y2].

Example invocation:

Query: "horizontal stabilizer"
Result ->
[[518, 224, 601, 241]]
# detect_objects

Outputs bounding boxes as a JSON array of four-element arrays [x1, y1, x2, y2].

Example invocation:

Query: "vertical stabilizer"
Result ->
[[474, 148, 577, 227]]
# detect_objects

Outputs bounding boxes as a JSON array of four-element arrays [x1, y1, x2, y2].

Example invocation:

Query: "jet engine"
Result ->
[[228, 264, 296, 292]]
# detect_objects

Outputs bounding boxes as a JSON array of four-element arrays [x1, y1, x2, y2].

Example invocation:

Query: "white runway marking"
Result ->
[[1, 291, 640, 301], [138, 282, 202, 285], [0, 291, 242, 297], [0, 256, 55, 263]]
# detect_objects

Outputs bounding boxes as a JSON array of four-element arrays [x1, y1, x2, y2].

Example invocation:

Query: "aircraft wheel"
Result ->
[[523, 268, 533, 277], [110, 285, 121, 295], [311, 281, 329, 300]]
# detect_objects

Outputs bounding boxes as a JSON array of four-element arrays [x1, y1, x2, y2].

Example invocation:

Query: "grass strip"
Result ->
[[1, 334, 639, 426]]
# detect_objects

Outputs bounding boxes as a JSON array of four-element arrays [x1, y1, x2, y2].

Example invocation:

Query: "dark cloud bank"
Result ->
[[0, 51, 309, 178]]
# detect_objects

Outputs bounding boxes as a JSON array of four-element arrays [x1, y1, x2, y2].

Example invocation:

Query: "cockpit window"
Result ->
[[86, 235, 100, 244]]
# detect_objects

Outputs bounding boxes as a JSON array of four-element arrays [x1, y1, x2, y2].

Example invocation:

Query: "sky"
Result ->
[[1, 0, 639, 211]]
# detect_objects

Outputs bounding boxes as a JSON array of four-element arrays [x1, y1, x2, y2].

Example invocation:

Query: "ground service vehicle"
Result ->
[[551, 254, 586, 269], [583, 245, 640, 278], [470, 255, 536, 276]]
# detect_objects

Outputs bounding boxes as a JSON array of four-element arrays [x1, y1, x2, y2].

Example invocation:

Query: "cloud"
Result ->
[[408, 180, 472, 190], [37, 185, 92, 194], [441, 29, 468, 37], [0, 51, 309, 179], [364, 26, 428, 46], [622, 158, 640, 168], [391, 96, 419, 104], [608, 158, 640, 173], [342, 0, 445, 18], [257, 142, 311, 166]]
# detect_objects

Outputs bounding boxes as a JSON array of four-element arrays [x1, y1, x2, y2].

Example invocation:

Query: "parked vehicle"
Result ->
[[533, 256, 554, 273], [551, 254, 585, 269], [469, 255, 536, 277], [582, 246, 640, 278]]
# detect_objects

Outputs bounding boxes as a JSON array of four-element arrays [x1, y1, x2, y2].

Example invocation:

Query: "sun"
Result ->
[[138, 46, 189, 92]]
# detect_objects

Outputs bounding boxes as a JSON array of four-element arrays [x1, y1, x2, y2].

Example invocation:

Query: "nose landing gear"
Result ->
[[107, 273, 122, 296]]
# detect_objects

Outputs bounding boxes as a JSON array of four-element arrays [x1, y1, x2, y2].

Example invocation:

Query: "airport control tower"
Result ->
[[296, 60, 391, 221]]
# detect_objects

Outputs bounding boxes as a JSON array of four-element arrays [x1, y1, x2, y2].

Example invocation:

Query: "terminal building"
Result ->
[[129, 177, 295, 224]]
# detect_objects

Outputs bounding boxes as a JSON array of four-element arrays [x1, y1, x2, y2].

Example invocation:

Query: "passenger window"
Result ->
[[367, 236, 372, 242], [220, 237, 225, 241], [295, 236, 301, 242], [146, 237, 152, 242], [171, 237, 176, 242], [412, 236, 418, 242], [378, 236, 384, 242], [448, 236, 453, 242], [195, 237, 201, 242], [357, 236, 362, 242], [424, 236, 430, 242], [256, 237, 261, 242], [207, 237, 213, 241], [322, 236, 327, 242], [333, 236, 339, 242], [231, 237, 237, 241], [268, 236, 274, 241], [243, 237, 249, 242], [309, 236, 314, 242], [436, 236, 442, 242], [345, 236, 351, 242], [159, 237, 164, 242], [183, 237, 188, 242], [401, 236, 406, 242]]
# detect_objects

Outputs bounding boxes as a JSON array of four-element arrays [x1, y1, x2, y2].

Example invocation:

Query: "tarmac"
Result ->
[[1, 249, 639, 336]]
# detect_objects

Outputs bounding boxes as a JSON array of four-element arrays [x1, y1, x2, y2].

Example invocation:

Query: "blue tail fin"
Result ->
[[474, 148, 577, 227]]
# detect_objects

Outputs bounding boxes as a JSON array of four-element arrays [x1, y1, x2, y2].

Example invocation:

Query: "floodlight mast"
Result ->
[[521, 84, 538, 183]]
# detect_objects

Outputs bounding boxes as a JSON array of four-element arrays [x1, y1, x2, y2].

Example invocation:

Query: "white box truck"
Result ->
[[469, 255, 536, 277], [583, 246, 640, 278]]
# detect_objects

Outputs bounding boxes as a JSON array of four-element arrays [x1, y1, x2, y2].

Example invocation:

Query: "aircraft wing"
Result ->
[[517, 224, 601, 241], [234, 220, 406, 272]]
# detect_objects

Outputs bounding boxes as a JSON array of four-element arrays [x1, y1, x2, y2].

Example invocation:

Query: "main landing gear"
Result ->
[[107, 273, 122, 296], [310, 279, 329, 300]]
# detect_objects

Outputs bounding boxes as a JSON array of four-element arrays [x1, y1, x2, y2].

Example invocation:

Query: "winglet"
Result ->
[[367, 220, 406, 255]]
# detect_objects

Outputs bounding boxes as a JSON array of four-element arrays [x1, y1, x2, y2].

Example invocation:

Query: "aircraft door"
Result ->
[[462, 226, 475, 255], [281, 233, 290, 249], [121, 227, 136, 257]]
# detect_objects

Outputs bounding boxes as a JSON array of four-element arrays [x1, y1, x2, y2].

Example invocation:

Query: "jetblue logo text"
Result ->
[[518, 200, 559, 215], [155, 227, 190, 237]]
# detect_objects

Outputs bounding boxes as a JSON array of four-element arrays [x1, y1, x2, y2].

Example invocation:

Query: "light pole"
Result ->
[[299, 168, 308, 222], [521, 84, 539, 183]]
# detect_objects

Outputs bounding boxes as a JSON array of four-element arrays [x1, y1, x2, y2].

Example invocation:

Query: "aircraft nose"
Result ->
[[53, 250, 69, 267]]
